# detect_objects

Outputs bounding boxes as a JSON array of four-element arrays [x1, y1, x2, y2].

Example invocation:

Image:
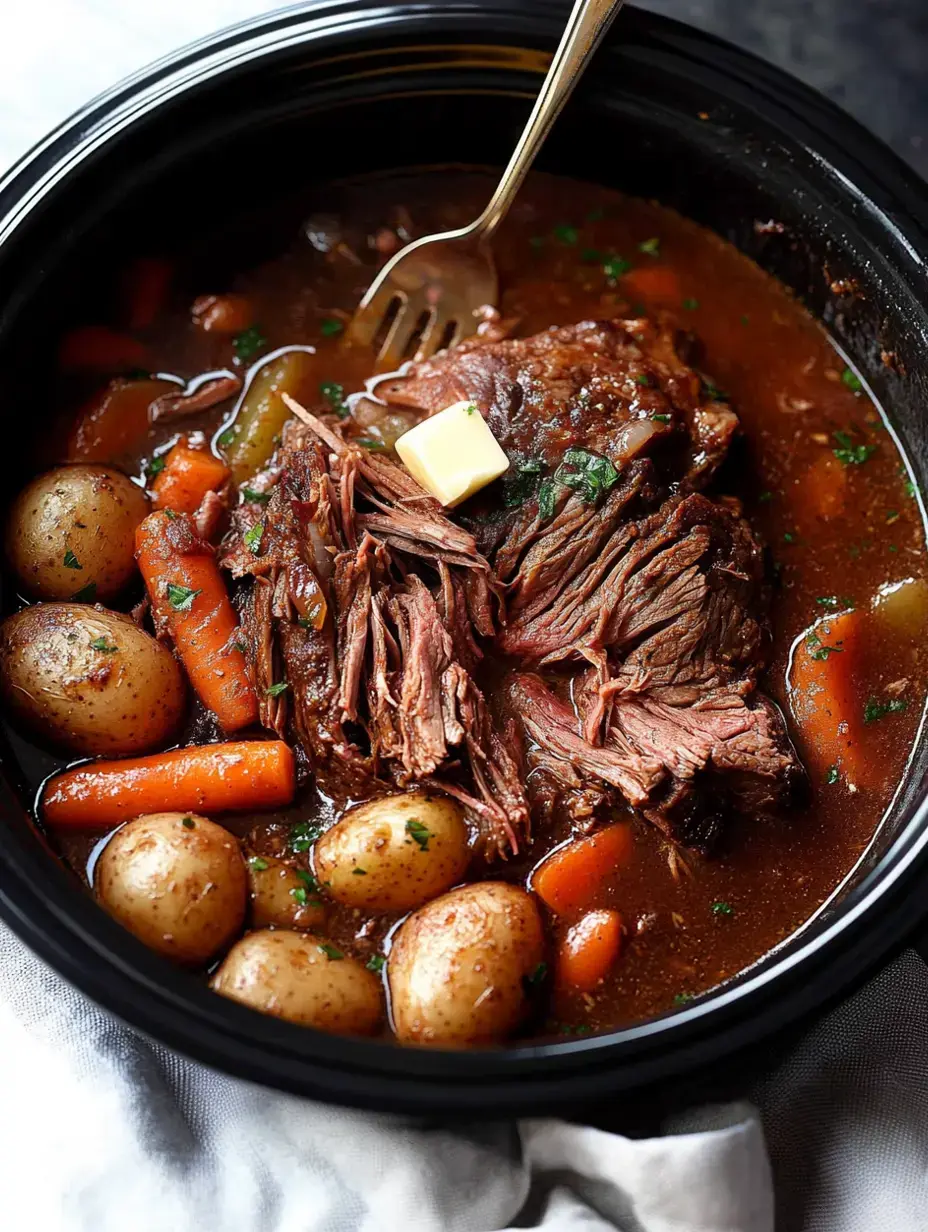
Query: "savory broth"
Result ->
[[6, 170, 924, 1039]]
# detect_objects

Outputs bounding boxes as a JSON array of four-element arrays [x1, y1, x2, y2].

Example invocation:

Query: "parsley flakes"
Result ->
[[265, 681, 289, 697], [249, 856, 269, 871], [366, 954, 385, 973], [289, 821, 322, 853], [89, 636, 118, 653], [244, 522, 264, 555], [63, 549, 82, 570], [841, 367, 863, 393], [833, 430, 876, 466], [233, 326, 267, 362], [864, 697, 907, 723], [711, 901, 734, 916], [320, 381, 350, 419], [638, 236, 661, 256], [405, 818, 431, 851], [167, 583, 201, 612], [317, 943, 344, 961]]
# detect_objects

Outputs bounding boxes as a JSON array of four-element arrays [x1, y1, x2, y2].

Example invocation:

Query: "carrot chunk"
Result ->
[[152, 438, 230, 514], [788, 609, 863, 782], [531, 824, 633, 918], [67, 377, 175, 463], [558, 909, 623, 990], [43, 741, 294, 829], [136, 510, 258, 732]]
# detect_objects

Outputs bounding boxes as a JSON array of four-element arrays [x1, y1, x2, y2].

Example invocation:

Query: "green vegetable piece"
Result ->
[[673, 992, 694, 1005], [841, 367, 863, 393], [580, 247, 603, 262], [233, 326, 268, 362], [651, 414, 672, 424], [356, 437, 388, 451]]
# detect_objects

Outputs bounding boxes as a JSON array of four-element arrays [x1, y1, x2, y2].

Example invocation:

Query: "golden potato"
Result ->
[[388, 882, 545, 1046], [0, 603, 185, 757], [247, 854, 327, 931], [95, 813, 246, 965], [211, 930, 383, 1034], [313, 792, 469, 912], [6, 464, 148, 602]]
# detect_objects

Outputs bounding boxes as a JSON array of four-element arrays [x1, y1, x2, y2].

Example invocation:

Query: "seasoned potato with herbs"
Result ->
[[6, 464, 148, 601], [211, 930, 382, 1034], [246, 853, 327, 931], [388, 882, 545, 1046], [313, 792, 469, 912], [0, 603, 185, 757], [95, 812, 246, 965]]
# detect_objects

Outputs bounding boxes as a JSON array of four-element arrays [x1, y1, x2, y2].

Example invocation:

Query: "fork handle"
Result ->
[[472, 0, 625, 241]]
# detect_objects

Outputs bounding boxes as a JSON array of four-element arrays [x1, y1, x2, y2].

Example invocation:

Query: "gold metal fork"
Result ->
[[345, 0, 626, 372]]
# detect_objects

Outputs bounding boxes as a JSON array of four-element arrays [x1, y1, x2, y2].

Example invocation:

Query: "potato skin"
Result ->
[[247, 854, 327, 931], [94, 812, 246, 965], [6, 464, 148, 602], [211, 930, 383, 1034], [0, 603, 186, 757], [388, 882, 545, 1046], [314, 792, 469, 912]]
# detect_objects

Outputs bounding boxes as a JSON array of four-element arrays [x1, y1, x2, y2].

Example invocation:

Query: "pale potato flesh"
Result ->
[[388, 882, 545, 1046], [94, 812, 247, 965], [6, 464, 148, 602], [0, 603, 186, 757], [211, 930, 383, 1034], [313, 791, 470, 912]]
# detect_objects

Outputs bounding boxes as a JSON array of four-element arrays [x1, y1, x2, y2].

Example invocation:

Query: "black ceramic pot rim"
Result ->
[[1, 1, 928, 1113]]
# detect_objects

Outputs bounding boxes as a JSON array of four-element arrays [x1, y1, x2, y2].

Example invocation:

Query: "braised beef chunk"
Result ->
[[375, 316, 738, 488]]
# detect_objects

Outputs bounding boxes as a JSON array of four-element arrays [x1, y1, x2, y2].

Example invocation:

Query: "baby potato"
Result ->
[[247, 854, 327, 931], [314, 791, 469, 912], [95, 812, 246, 965], [388, 882, 545, 1047], [0, 603, 185, 757], [211, 930, 382, 1034], [6, 464, 149, 602]]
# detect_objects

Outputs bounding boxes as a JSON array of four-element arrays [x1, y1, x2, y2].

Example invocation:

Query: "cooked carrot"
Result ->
[[43, 740, 294, 829], [800, 451, 848, 522], [532, 824, 633, 918], [68, 377, 176, 462], [788, 609, 863, 783], [136, 510, 258, 732], [58, 325, 148, 373], [124, 257, 173, 329], [621, 264, 682, 307], [558, 909, 623, 991], [191, 294, 254, 334], [152, 438, 230, 514]]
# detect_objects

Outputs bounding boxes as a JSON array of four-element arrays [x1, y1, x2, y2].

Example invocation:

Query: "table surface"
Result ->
[[1, 0, 926, 180]]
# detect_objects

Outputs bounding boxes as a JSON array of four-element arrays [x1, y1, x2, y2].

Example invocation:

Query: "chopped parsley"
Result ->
[[366, 954, 385, 973], [232, 326, 267, 362], [181, 817, 196, 830], [289, 820, 322, 853], [603, 254, 631, 282], [320, 317, 344, 338], [147, 455, 166, 478], [841, 367, 863, 393], [552, 447, 619, 507], [833, 430, 876, 466], [711, 901, 734, 916], [464, 403, 477, 416], [265, 680, 289, 697], [405, 818, 431, 851], [783, 531, 797, 544], [682, 297, 700, 311], [651, 413, 672, 424], [525, 961, 548, 986], [72, 581, 97, 603], [673, 992, 694, 1005], [553, 223, 579, 245], [319, 380, 350, 419], [317, 943, 344, 961], [295, 869, 319, 891], [825, 766, 840, 785], [503, 459, 545, 509], [352, 867, 368, 876], [244, 522, 264, 555], [167, 583, 201, 611], [806, 629, 843, 661], [290, 887, 309, 906], [218, 425, 238, 449], [634, 374, 651, 387], [758, 491, 773, 503], [356, 437, 388, 451], [63, 549, 82, 570], [581, 247, 603, 263], [638, 236, 661, 256], [89, 636, 118, 653], [249, 856, 269, 871], [700, 377, 729, 402], [242, 487, 271, 505], [816, 595, 854, 610], [864, 697, 907, 723], [902, 466, 916, 499], [537, 478, 559, 522], [164, 509, 177, 521]]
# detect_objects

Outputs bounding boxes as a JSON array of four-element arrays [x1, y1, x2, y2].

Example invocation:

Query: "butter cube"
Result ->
[[395, 400, 510, 507]]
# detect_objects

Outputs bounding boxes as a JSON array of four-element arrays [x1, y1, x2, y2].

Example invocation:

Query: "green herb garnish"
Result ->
[[63, 549, 81, 570], [833, 430, 876, 466], [266, 680, 289, 697], [320, 381, 350, 419], [603, 254, 631, 282], [581, 247, 603, 263], [864, 697, 908, 723], [164, 509, 177, 521], [902, 467, 916, 499], [503, 459, 545, 509], [634, 374, 651, 387], [218, 425, 238, 449], [356, 437, 387, 451], [711, 901, 734, 916], [806, 630, 842, 661], [553, 223, 579, 245], [815, 595, 854, 610], [233, 326, 267, 362], [320, 317, 344, 337], [537, 478, 559, 522], [352, 867, 368, 876], [405, 818, 431, 851], [147, 456, 166, 478], [167, 583, 201, 611], [783, 531, 797, 544], [72, 581, 97, 603], [638, 236, 661, 256], [555, 447, 619, 505], [366, 954, 385, 973], [89, 636, 117, 653], [181, 817, 196, 830], [825, 766, 840, 785], [841, 367, 863, 393], [673, 992, 694, 1005], [295, 869, 319, 891], [317, 943, 344, 961], [682, 297, 700, 311], [290, 887, 309, 906], [244, 522, 264, 555], [289, 821, 322, 853], [758, 491, 773, 503], [700, 377, 729, 402], [249, 856, 269, 871], [242, 487, 271, 505], [651, 413, 672, 424]]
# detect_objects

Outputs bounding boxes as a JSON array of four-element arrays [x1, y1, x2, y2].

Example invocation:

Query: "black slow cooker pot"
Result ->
[[0, 0, 926, 1115]]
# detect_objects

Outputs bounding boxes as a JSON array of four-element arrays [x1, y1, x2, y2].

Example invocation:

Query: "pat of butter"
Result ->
[[395, 400, 510, 507]]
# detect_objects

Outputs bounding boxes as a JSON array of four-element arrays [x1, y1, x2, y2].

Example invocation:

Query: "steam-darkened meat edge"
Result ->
[[222, 316, 802, 856]]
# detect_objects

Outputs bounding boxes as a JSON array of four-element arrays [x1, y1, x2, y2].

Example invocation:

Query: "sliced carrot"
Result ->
[[58, 325, 148, 373], [191, 294, 254, 334], [67, 377, 176, 463], [532, 824, 633, 918], [800, 451, 848, 522], [136, 510, 258, 732], [43, 740, 294, 829], [558, 909, 623, 991], [152, 438, 230, 514], [788, 609, 863, 783], [621, 264, 682, 307], [124, 257, 173, 330]]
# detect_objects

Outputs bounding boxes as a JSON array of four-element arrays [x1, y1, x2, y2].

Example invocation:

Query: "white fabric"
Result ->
[[1, 4, 926, 1230]]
